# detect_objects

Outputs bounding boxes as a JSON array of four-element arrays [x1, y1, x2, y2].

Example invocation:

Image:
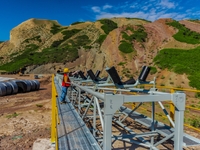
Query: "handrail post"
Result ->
[[170, 88, 175, 127], [172, 92, 186, 150], [103, 94, 124, 150], [132, 102, 136, 109]]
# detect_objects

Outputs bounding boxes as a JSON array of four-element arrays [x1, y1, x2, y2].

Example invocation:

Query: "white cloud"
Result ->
[[142, 6, 149, 11], [96, 11, 148, 20], [178, 7, 184, 10], [149, 8, 156, 14], [173, 14, 187, 20], [130, 2, 138, 8], [95, 8, 187, 22], [147, 10, 186, 21], [157, 13, 176, 18], [186, 9, 192, 13], [130, 5, 136, 8], [191, 11, 200, 16], [103, 4, 112, 10], [147, 14, 159, 21], [89, 0, 193, 22], [91, 6, 101, 13], [159, 0, 175, 9]]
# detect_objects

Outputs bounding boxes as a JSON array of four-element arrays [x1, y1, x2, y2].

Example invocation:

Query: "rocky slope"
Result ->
[[1, 17, 200, 89]]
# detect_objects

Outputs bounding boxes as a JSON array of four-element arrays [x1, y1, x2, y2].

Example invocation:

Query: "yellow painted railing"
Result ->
[[140, 85, 200, 132], [51, 74, 59, 150], [169, 89, 175, 127], [157, 86, 200, 129]]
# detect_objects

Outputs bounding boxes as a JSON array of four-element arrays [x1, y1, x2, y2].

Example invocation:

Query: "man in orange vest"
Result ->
[[60, 68, 71, 104]]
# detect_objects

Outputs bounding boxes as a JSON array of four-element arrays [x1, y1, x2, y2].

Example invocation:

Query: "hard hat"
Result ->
[[63, 68, 69, 73]]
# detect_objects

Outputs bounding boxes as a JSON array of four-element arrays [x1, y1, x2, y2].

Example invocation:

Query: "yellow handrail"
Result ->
[[135, 105, 200, 132], [134, 84, 200, 131], [184, 124, 200, 132], [51, 74, 59, 150], [170, 89, 175, 127], [144, 84, 200, 93], [186, 106, 200, 111]]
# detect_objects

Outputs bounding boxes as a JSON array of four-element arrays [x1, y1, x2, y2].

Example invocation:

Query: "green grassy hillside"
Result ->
[[167, 20, 200, 44], [0, 19, 119, 72], [1, 17, 200, 91], [154, 46, 200, 89], [119, 25, 147, 53]]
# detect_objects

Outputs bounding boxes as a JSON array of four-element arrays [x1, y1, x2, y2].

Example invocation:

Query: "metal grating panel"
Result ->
[[55, 79, 101, 150], [183, 136, 200, 146], [120, 106, 200, 147]]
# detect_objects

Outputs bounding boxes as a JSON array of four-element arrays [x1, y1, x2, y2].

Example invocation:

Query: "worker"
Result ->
[[60, 68, 71, 104]]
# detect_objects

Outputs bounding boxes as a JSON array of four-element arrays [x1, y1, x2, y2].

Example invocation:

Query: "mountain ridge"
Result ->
[[1, 17, 200, 89]]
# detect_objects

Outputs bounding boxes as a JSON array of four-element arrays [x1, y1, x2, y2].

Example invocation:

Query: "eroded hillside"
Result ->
[[1, 18, 200, 89]]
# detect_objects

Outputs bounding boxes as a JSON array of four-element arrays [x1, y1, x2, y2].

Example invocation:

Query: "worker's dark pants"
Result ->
[[60, 86, 68, 102]]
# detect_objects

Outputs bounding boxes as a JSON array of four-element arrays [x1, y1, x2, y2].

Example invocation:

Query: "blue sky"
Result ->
[[0, 0, 200, 41]]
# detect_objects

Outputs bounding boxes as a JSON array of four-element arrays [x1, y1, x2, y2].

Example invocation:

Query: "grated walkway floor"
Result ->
[[54, 75, 200, 149], [55, 79, 101, 150], [120, 106, 200, 147]]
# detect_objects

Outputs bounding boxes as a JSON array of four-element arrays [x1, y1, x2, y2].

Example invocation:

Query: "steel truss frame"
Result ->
[[56, 74, 185, 150]]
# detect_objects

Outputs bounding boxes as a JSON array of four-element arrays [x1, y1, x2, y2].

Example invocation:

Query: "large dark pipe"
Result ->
[[78, 71, 87, 80], [27, 80, 36, 91], [7, 81, 18, 94], [14, 80, 27, 93], [0, 79, 40, 96], [2, 82, 12, 95], [106, 66, 123, 85], [33, 80, 40, 90], [0, 82, 7, 96], [23, 80, 31, 92], [87, 69, 96, 81], [95, 70, 101, 78], [138, 66, 151, 82]]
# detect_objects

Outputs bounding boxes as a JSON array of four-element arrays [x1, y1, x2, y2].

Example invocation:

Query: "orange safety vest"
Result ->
[[62, 73, 71, 87]]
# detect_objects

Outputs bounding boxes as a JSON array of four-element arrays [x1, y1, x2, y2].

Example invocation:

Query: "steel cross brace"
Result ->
[[103, 92, 186, 150]]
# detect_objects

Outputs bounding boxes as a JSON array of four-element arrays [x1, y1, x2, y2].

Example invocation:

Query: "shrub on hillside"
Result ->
[[0, 44, 39, 71], [71, 21, 84, 25], [96, 34, 107, 45], [23, 36, 42, 43], [0, 42, 80, 72], [167, 20, 200, 44], [75, 35, 91, 46], [50, 24, 63, 34], [62, 29, 81, 40], [153, 46, 200, 89], [118, 62, 127, 66], [125, 17, 151, 22], [51, 40, 63, 47], [190, 117, 200, 128], [83, 45, 92, 49], [119, 41, 133, 53], [119, 25, 147, 54], [122, 32, 131, 41], [150, 66, 157, 74], [99, 19, 118, 34], [122, 25, 147, 42], [130, 27, 147, 42]]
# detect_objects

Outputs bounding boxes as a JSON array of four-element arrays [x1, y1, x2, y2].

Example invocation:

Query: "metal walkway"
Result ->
[[54, 79, 101, 150], [120, 106, 200, 147], [54, 74, 200, 149]]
